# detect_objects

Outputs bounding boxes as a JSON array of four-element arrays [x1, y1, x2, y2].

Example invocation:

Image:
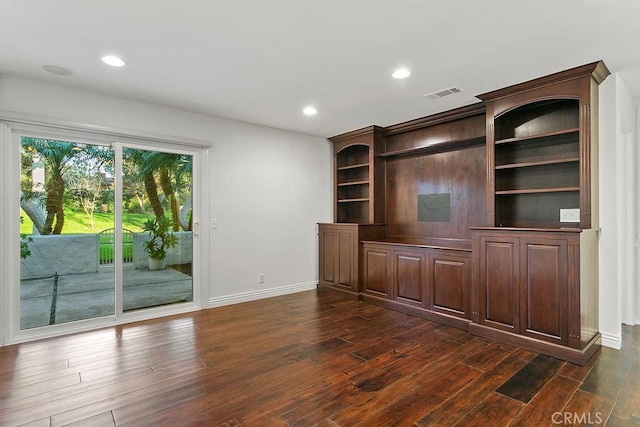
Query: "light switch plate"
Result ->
[[560, 208, 580, 223]]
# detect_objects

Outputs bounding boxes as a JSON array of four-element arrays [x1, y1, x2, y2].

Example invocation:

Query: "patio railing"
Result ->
[[98, 228, 135, 265]]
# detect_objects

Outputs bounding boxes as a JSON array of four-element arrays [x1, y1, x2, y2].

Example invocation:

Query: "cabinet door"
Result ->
[[336, 229, 357, 290], [318, 227, 337, 286], [429, 251, 470, 319], [479, 236, 520, 333], [363, 245, 391, 298], [520, 238, 568, 345], [393, 249, 426, 306], [318, 225, 357, 292]]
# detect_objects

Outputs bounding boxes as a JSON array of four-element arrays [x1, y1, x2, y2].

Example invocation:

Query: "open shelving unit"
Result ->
[[330, 126, 385, 224], [490, 99, 582, 229], [335, 144, 370, 223]]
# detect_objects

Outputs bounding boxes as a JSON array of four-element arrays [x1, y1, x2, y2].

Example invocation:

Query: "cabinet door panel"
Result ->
[[337, 230, 355, 289], [521, 239, 568, 344], [480, 237, 519, 332], [319, 228, 336, 286], [429, 253, 470, 318], [394, 250, 425, 306], [363, 246, 390, 297]]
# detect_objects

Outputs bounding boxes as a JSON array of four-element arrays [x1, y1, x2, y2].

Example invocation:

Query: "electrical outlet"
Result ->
[[560, 209, 580, 223], [258, 273, 265, 284]]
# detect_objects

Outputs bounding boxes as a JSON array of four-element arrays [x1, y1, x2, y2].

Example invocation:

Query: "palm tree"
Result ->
[[137, 150, 192, 231], [21, 138, 81, 234], [123, 148, 165, 219], [21, 138, 113, 234]]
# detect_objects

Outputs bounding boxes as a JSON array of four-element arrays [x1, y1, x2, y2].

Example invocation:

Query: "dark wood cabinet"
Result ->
[[318, 223, 384, 298], [471, 228, 596, 363], [320, 62, 608, 365], [318, 224, 358, 294], [476, 232, 569, 341], [361, 241, 471, 329]]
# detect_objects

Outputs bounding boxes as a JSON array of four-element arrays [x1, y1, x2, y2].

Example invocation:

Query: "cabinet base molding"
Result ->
[[317, 284, 360, 301], [317, 285, 472, 331], [360, 294, 471, 331], [469, 323, 600, 365]]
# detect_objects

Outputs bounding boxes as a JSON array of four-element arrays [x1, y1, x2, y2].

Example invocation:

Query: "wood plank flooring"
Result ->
[[0, 290, 638, 426]]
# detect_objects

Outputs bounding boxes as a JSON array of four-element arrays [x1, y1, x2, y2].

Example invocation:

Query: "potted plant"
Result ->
[[143, 216, 177, 270]]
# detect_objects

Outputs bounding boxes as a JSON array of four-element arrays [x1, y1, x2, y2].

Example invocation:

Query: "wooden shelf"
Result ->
[[337, 162, 369, 171], [337, 180, 369, 187], [337, 198, 369, 203], [471, 226, 581, 233], [379, 136, 484, 158], [496, 187, 579, 195], [495, 128, 579, 146], [495, 157, 580, 170]]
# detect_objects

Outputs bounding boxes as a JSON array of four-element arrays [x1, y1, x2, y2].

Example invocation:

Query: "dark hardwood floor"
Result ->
[[0, 290, 638, 426]]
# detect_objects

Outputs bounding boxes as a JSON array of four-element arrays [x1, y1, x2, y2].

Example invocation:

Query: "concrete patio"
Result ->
[[20, 266, 193, 330]]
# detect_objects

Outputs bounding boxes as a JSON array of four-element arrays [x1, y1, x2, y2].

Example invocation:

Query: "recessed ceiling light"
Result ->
[[101, 55, 126, 67], [43, 64, 73, 76], [303, 106, 318, 116], [392, 68, 411, 79]]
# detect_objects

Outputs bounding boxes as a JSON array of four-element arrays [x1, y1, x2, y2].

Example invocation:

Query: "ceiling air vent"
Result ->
[[424, 86, 465, 100]]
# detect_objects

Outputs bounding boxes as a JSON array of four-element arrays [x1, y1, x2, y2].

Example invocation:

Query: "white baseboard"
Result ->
[[601, 331, 622, 350], [208, 281, 317, 308]]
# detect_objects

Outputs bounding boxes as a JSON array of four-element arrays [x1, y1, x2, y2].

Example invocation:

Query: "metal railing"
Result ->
[[98, 228, 135, 265]]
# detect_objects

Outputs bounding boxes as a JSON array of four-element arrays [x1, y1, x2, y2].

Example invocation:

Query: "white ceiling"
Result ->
[[1, 0, 638, 138]]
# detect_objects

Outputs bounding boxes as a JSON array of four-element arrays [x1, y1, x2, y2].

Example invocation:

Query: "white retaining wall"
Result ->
[[20, 231, 193, 280], [20, 234, 99, 280]]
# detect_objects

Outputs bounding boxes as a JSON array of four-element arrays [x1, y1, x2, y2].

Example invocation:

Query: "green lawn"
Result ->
[[20, 210, 154, 235], [99, 243, 135, 264]]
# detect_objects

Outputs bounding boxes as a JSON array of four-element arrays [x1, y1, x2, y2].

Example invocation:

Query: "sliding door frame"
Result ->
[[114, 141, 203, 321], [0, 119, 209, 346]]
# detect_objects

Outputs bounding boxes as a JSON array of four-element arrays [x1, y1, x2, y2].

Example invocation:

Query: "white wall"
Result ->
[[636, 99, 640, 325], [207, 120, 333, 305], [598, 73, 637, 349], [0, 74, 333, 345]]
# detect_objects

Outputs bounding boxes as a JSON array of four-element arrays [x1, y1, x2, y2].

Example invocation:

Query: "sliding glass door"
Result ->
[[121, 147, 193, 313], [20, 137, 116, 329], [17, 133, 198, 334]]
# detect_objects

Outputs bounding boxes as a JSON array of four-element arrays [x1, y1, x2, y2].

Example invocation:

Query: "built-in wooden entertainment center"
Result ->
[[318, 61, 610, 364]]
